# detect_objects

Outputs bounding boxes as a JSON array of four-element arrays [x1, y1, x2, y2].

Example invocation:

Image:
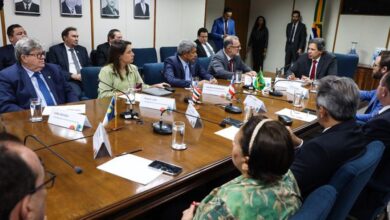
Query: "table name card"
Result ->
[[48, 109, 91, 132], [43, 104, 86, 116], [243, 95, 267, 113], [185, 103, 202, 128], [93, 122, 112, 159], [139, 94, 176, 110], [202, 83, 229, 96]]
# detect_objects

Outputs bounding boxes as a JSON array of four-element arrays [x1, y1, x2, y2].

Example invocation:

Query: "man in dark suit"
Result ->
[[163, 40, 217, 88], [285, 10, 307, 67], [351, 72, 390, 219], [290, 75, 368, 198], [209, 36, 256, 79], [95, 29, 122, 66], [61, 0, 82, 15], [15, 0, 39, 13], [210, 7, 236, 51], [47, 27, 90, 98], [101, 0, 119, 16], [0, 37, 78, 114], [0, 24, 27, 71], [286, 38, 337, 81], [134, 0, 149, 18], [194, 28, 215, 58]]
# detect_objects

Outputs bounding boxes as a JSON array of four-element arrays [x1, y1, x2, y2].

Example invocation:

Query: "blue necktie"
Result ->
[[184, 64, 190, 81], [33, 72, 55, 106]]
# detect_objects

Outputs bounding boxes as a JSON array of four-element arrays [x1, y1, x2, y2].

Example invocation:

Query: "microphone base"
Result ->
[[269, 90, 283, 97], [225, 105, 242, 114], [152, 122, 173, 135], [120, 110, 139, 120]]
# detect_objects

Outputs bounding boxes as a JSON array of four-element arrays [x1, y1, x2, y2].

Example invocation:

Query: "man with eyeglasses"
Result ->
[[0, 132, 56, 220], [0, 37, 79, 114], [356, 50, 390, 122], [209, 35, 256, 79], [0, 24, 27, 71]]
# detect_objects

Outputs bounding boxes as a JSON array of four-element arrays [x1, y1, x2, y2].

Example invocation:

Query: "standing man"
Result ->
[[101, 0, 119, 16], [285, 10, 307, 67], [134, 0, 149, 18], [95, 29, 122, 66], [15, 0, 39, 13], [194, 28, 215, 58], [210, 7, 236, 51], [0, 24, 27, 70], [47, 27, 90, 98], [209, 36, 256, 79]]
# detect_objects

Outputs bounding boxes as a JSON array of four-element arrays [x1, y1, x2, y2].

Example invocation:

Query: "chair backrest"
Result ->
[[197, 57, 211, 71], [290, 185, 337, 220], [143, 63, 165, 85], [327, 140, 385, 220], [90, 49, 99, 66], [160, 46, 177, 62], [334, 53, 359, 78], [132, 48, 158, 72], [80, 66, 101, 99]]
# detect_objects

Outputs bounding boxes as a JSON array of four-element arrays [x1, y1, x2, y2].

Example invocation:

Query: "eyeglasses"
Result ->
[[29, 170, 56, 194], [230, 45, 241, 50], [26, 51, 46, 59]]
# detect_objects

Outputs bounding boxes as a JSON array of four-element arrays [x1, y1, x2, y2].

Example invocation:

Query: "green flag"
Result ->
[[253, 69, 266, 91]]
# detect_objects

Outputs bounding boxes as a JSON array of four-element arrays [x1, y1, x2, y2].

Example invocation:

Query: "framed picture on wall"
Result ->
[[101, 0, 119, 18], [134, 0, 150, 19], [14, 0, 41, 16], [60, 0, 82, 17]]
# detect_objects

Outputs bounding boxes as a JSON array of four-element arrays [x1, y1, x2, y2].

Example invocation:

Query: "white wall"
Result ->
[[205, 0, 224, 31]]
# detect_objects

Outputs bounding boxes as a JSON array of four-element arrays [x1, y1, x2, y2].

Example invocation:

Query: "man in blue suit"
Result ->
[[357, 50, 390, 122], [210, 7, 236, 51], [0, 24, 27, 71], [47, 27, 90, 98], [163, 40, 217, 88], [0, 37, 79, 114]]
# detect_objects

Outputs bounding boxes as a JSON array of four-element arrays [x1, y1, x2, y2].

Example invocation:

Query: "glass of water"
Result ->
[[235, 71, 242, 83], [293, 89, 304, 108], [126, 83, 136, 104], [171, 121, 186, 150], [30, 98, 43, 122]]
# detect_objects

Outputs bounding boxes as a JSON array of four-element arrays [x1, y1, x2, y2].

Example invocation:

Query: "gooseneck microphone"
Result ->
[[98, 79, 139, 120], [24, 135, 83, 174], [152, 108, 173, 135]]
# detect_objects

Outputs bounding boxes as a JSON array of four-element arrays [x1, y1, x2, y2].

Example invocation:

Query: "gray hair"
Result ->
[[223, 35, 239, 49], [308, 38, 325, 51], [177, 40, 196, 55], [14, 37, 43, 61], [316, 75, 359, 121]]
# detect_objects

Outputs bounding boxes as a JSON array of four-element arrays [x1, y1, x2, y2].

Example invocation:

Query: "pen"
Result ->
[[115, 148, 143, 157]]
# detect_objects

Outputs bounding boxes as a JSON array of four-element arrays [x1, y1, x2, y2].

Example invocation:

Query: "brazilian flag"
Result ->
[[253, 69, 266, 91]]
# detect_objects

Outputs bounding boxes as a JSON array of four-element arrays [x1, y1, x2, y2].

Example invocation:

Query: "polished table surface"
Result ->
[[2, 84, 318, 219]]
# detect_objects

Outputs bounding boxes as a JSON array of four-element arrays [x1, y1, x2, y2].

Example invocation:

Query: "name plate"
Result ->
[[202, 83, 228, 96], [185, 103, 202, 128], [93, 122, 112, 159], [139, 94, 176, 110], [243, 95, 267, 113], [48, 110, 92, 132]]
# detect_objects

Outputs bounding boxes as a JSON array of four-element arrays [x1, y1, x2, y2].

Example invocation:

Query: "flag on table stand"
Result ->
[[228, 78, 236, 100], [310, 0, 326, 39], [102, 96, 116, 126], [192, 85, 202, 104], [253, 68, 266, 91]]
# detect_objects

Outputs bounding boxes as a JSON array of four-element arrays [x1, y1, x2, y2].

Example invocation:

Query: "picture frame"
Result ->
[[101, 0, 119, 18], [134, 0, 150, 19], [14, 0, 40, 16], [60, 0, 82, 17]]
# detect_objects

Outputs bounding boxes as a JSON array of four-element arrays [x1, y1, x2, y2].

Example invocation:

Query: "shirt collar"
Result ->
[[379, 105, 390, 114], [178, 56, 188, 67], [22, 65, 36, 78], [223, 49, 233, 61], [313, 56, 321, 63], [64, 44, 73, 50]]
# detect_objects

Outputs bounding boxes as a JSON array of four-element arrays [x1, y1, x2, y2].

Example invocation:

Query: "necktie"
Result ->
[[71, 8, 75, 14], [290, 24, 296, 42], [25, 3, 29, 11], [229, 59, 234, 72], [310, 60, 317, 80], [204, 43, 214, 57], [184, 64, 190, 81], [224, 20, 228, 35], [69, 48, 81, 73], [33, 73, 55, 106]]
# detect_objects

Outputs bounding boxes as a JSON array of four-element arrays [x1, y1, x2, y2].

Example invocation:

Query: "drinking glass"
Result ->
[[293, 89, 304, 108], [30, 98, 43, 122], [171, 121, 186, 150]]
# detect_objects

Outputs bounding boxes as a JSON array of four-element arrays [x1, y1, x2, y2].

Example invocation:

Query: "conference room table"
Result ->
[[1, 82, 318, 219]]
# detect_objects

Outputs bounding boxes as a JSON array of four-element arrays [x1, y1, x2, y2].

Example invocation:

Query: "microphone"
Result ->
[[225, 75, 242, 114], [98, 79, 139, 120], [275, 63, 292, 78], [152, 108, 173, 135], [24, 135, 83, 174]]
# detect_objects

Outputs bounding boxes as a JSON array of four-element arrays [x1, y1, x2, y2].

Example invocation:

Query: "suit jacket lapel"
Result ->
[[175, 56, 185, 79], [60, 44, 69, 71], [18, 65, 37, 98], [75, 46, 84, 67], [316, 57, 324, 78], [41, 67, 59, 103]]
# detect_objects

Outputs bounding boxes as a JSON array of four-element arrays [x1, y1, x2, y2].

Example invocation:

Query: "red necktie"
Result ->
[[310, 60, 317, 80], [229, 59, 234, 71]]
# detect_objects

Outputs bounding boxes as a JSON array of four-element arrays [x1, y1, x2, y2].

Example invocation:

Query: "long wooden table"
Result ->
[[2, 84, 318, 219]]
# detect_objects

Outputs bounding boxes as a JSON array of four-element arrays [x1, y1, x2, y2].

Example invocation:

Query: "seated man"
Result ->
[[357, 50, 390, 122], [163, 40, 217, 88], [351, 72, 390, 219], [95, 29, 122, 66], [286, 38, 337, 81], [0, 24, 27, 70], [0, 37, 79, 113], [0, 132, 49, 220], [195, 27, 215, 58], [209, 36, 256, 79], [290, 75, 369, 198], [47, 27, 90, 98]]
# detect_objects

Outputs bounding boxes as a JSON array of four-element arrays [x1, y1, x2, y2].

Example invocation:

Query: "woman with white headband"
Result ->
[[182, 115, 302, 220]]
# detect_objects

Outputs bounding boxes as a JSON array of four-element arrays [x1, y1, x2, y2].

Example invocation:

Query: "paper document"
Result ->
[[118, 93, 143, 102], [215, 126, 240, 141], [43, 104, 86, 116], [275, 108, 317, 122], [97, 154, 162, 185]]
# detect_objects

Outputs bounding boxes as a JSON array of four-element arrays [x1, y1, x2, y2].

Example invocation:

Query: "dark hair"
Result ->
[[223, 7, 233, 14], [239, 116, 294, 182], [0, 144, 36, 219], [308, 38, 326, 51], [292, 10, 301, 17], [251, 16, 267, 32], [197, 27, 208, 37], [107, 40, 132, 80], [379, 50, 390, 70], [107, 29, 120, 42], [61, 27, 77, 41], [6, 24, 22, 38]]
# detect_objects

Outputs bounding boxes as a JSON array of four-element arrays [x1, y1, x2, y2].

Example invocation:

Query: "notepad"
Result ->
[[275, 108, 317, 122]]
